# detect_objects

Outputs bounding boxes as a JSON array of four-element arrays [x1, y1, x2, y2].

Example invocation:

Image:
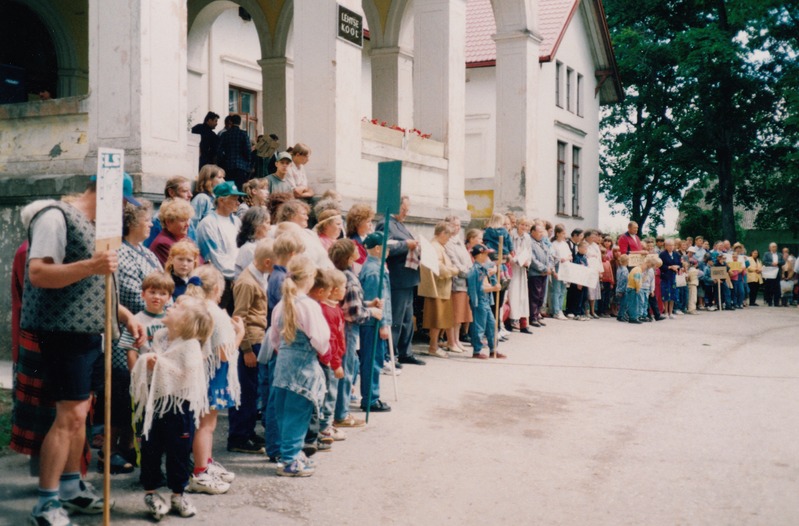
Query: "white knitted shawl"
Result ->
[[203, 301, 241, 408], [130, 331, 208, 439]]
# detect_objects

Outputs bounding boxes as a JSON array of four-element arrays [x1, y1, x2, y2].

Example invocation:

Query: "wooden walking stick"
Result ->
[[493, 236, 503, 355], [386, 334, 399, 402]]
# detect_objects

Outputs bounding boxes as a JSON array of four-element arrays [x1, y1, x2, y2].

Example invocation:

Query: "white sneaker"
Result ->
[[555, 312, 568, 320], [144, 493, 169, 521], [381, 363, 401, 376], [566, 313, 575, 319], [206, 460, 235, 483], [170, 493, 196, 517], [187, 471, 230, 495], [322, 426, 347, 441], [30, 500, 71, 526]]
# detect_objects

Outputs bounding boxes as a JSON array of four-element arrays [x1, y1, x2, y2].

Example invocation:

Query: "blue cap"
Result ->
[[90, 172, 140, 206], [363, 232, 385, 249]]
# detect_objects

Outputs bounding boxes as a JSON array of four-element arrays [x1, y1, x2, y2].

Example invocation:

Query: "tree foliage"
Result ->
[[601, 0, 796, 239]]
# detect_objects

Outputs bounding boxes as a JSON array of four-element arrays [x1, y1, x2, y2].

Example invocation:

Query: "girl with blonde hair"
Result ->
[[191, 165, 226, 228]]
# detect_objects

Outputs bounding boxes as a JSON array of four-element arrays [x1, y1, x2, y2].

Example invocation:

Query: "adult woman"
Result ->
[[144, 176, 195, 247], [418, 222, 461, 357], [191, 164, 225, 229], [150, 198, 198, 266], [508, 217, 532, 332], [346, 203, 375, 270], [443, 216, 474, 345], [235, 207, 272, 279], [286, 143, 314, 199], [237, 178, 269, 218], [275, 199, 332, 269], [119, 199, 163, 313], [315, 209, 343, 250]]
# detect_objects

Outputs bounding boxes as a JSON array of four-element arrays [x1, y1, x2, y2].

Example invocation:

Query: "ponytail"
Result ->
[[185, 265, 223, 302], [279, 255, 316, 344]]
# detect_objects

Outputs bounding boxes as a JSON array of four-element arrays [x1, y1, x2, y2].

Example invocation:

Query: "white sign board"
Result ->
[[95, 148, 125, 250], [419, 236, 440, 276], [558, 262, 598, 288], [762, 266, 779, 280]]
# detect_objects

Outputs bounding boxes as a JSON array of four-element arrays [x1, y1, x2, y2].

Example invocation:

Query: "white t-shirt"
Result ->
[[552, 240, 572, 264], [285, 162, 308, 189], [28, 208, 67, 263]]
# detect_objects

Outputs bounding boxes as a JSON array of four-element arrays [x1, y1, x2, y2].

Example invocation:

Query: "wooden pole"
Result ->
[[717, 279, 722, 310], [386, 335, 399, 402], [103, 272, 112, 525], [493, 236, 503, 355]]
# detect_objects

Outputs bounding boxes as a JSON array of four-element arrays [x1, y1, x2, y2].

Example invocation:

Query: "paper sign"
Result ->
[[762, 266, 779, 280], [558, 262, 597, 288], [627, 254, 644, 267], [727, 261, 744, 272], [710, 267, 729, 281], [95, 148, 124, 251], [419, 235, 439, 276]]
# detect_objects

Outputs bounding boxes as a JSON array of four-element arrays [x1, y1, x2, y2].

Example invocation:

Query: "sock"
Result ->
[[193, 466, 207, 476], [59, 472, 81, 500], [207, 458, 214, 465], [35, 488, 59, 513]]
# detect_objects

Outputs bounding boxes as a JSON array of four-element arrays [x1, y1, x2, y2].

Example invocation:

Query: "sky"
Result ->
[[598, 197, 679, 236]]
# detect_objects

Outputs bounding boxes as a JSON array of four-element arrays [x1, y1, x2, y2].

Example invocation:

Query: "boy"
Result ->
[[626, 258, 649, 324], [359, 232, 393, 413], [467, 245, 504, 359], [229, 239, 274, 454], [615, 254, 629, 322], [686, 259, 700, 314], [642, 255, 663, 321], [263, 232, 305, 461]]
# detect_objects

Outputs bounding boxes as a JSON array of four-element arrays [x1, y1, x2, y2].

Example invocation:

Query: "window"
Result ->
[[555, 61, 563, 108], [572, 146, 581, 217], [228, 86, 258, 139], [557, 141, 567, 215], [566, 67, 574, 113], [576, 73, 584, 117]]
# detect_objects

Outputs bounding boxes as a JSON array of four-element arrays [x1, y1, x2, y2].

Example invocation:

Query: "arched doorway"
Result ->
[[0, 2, 58, 102]]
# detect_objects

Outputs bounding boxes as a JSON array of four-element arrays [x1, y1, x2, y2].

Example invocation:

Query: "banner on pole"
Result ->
[[377, 160, 402, 216], [95, 148, 125, 251]]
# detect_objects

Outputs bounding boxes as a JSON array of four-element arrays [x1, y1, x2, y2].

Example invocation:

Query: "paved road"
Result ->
[[2, 307, 798, 525]]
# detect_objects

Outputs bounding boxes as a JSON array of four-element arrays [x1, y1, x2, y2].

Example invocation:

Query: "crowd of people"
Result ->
[[10, 142, 799, 524]]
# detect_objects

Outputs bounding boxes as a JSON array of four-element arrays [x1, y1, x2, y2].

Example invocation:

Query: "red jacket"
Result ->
[[320, 302, 346, 370], [618, 232, 643, 255]]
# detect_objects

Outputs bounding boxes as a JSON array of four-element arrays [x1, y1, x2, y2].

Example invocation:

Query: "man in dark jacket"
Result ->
[[376, 196, 425, 366], [216, 114, 252, 189], [191, 111, 220, 169]]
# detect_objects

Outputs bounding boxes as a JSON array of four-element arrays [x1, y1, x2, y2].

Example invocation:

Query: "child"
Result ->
[[566, 241, 589, 320], [598, 246, 614, 317], [166, 240, 201, 300], [109, 272, 174, 475], [229, 240, 273, 456], [686, 259, 700, 314], [728, 250, 749, 309], [550, 224, 571, 320], [130, 296, 213, 520], [269, 255, 330, 477], [328, 239, 382, 429], [626, 257, 649, 324], [483, 213, 514, 260], [262, 232, 305, 462], [184, 266, 244, 494], [642, 255, 663, 321], [358, 232, 393, 413], [615, 254, 629, 322], [467, 244, 504, 359]]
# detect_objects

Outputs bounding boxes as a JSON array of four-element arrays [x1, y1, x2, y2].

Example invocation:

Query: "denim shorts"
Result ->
[[39, 331, 102, 402]]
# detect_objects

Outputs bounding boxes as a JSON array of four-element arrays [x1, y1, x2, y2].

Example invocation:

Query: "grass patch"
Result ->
[[0, 387, 11, 453]]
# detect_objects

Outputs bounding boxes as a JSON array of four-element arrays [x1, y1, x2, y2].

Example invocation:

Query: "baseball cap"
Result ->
[[276, 151, 292, 163], [89, 172, 140, 206], [471, 244, 495, 257], [213, 181, 247, 198], [363, 232, 385, 249]]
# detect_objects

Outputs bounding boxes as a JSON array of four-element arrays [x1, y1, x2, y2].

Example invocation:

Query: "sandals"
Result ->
[[98, 451, 134, 475]]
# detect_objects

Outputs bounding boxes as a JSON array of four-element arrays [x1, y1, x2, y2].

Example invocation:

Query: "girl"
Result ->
[[191, 164, 226, 229], [237, 177, 269, 218], [549, 224, 571, 320], [130, 296, 213, 521], [269, 256, 330, 477], [184, 265, 245, 494], [286, 143, 314, 199], [166, 240, 201, 300]]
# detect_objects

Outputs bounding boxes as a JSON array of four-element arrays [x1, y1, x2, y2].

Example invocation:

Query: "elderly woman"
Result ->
[[275, 198, 333, 268], [120, 199, 163, 312], [508, 217, 533, 332], [315, 208, 343, 250], [149, 198, 198, 266], [235, 206, 272, 279], [419, 222, 461, 357], [144, 175, 195, 247], [346, 203, 375, 269], [443, 216, 474, 346]]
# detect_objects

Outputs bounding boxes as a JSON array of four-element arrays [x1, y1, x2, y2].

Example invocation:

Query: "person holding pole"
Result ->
[[467, 245, 503, 359], [21, 174, 145, 526], [359, 232, 393, 413]]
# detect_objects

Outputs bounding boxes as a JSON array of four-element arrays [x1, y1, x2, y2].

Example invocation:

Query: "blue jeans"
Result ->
[[733, 279, 745, 307], [625, 288, 641, 320], [359, 324, 384, 406], [550, 280, 567, 315], [228, 345, 259, 446], [273, 387, 314, 464], [334, 330, 360, 421], [306, 367, 339, 444], [469, 302, 495, 354], [639, 289, 650, 318], [721, 281, 732, 308], [261, 353, 280, 458], [616, 293, 627, 320], [676, 285, 687, 311]]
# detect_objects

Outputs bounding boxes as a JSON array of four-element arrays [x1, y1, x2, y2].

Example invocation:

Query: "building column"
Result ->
[[85, 0, 192, 191], [259, 57, 293, 146], [493, 30, 542, 214], [293, 0, 363, 191], [413, 0, 467, 210], [370, 46, 413, 128]]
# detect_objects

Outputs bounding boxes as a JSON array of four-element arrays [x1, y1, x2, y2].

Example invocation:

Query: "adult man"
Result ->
[[191, 111, 220, 169], [22, 175, 144, 526], [216, 114, 252, 189], [527, 222, 551, 328], [376, 196, 425, 366], [617, 221, 646, 256], [693, 236, 707, 262], [196, 181, 245, 313], [762, 242, 783, 307]]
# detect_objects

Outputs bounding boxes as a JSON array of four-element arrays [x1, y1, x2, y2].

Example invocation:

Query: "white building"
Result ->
[[0, 0, 620, 355]]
